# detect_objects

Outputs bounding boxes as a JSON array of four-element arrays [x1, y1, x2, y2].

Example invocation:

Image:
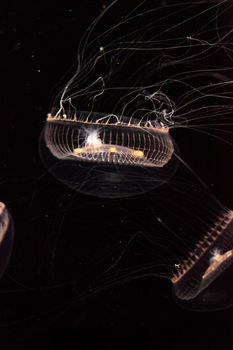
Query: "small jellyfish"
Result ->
[[173, 259, 233, 311], [0, 202, 14, 279], [40, 110, 178, 198], [100, 179, 233, 310], [172, 209, 233, 301]]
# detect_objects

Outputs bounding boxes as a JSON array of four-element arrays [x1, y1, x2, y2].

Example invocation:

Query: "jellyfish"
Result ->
[[40, 1, 233, 198], [40, 109, 178, 198], [0, 202, 14, 279], [148, 179, 233, 310], [45, 110, 174, 168], [172, 209, 233, 303]]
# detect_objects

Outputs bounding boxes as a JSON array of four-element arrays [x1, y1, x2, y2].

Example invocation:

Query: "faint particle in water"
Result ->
[[13, 42, 21, 51]]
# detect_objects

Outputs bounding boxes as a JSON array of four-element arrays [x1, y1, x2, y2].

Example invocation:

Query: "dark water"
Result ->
[[1, 0, 233, 348]]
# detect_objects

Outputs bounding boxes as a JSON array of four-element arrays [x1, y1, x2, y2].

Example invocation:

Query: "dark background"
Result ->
[[1, 0, 233, 348]]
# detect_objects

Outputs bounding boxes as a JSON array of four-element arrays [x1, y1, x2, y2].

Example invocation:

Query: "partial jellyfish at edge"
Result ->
[[0, 202, 14, 280]]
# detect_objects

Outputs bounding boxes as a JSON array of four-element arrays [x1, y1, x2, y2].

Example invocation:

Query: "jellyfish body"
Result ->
[[46, 112, 174, 167], [172, 209, 233, 301], [0, 202, 14, 279], [173, 257, 233, 312], [40, 111, 178, 198]]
